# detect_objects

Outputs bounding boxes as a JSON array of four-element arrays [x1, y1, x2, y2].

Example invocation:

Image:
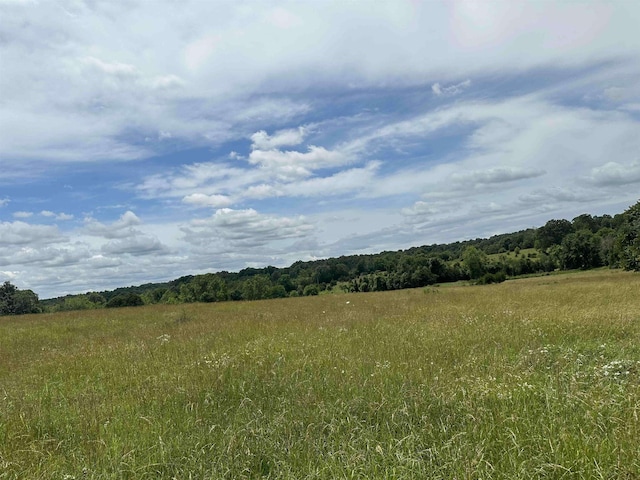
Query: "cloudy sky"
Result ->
[[1, 0, 640, 298]]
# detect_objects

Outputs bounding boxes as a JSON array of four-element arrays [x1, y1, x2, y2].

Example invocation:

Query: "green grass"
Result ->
[[1, 269, 639, 478]]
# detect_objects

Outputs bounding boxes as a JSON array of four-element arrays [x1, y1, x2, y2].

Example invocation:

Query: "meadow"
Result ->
[[1, 269, 639, 479]]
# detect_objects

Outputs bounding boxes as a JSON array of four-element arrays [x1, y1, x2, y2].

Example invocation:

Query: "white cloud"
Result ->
[[0, 198, 9, 208], [82, 56, 138, 77], [87, 254, 122, 269], [137, 162, 251, 200], [401, 201, 453, 220], [278, 162, 381, 198], [3, 0, 637, 168], [432, 79, 471, 96], [2, 0, 640, 297], [83, 211, 142, 239], [182, 193, 233, 208], [0, 221, 63, 246], [586, 161, 640, 186], [185, 34, 221, 72], [13, 211, 33, 218], [247, 145, 348, 181], [450, 167, 546, 185], [518, 188, 596, 206], [40, 210, 74, 220], [183, 208, 314, 249], [102, 236, 169, 256], [250, 127, 307, 150]]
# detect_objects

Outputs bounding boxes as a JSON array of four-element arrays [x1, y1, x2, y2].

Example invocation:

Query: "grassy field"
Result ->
[[1, 270, 639, 479]]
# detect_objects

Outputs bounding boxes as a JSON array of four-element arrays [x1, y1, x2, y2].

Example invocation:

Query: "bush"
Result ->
[[476, 271, 507, 285], [106, 293, 144, 308], [303, 284, 319, 296]]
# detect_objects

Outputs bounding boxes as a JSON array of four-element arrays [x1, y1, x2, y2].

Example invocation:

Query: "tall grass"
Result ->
[[1, 269, 639, 478]]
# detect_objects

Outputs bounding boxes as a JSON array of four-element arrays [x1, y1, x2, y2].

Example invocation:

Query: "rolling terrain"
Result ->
[[1, 269, 639, 478]]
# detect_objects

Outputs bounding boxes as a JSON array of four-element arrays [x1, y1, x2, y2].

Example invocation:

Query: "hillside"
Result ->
[[7, 199, 640, 315]]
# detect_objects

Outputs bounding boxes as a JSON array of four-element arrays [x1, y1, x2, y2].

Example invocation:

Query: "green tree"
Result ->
[[141, 288, 167, 305], [0, 281, 41, 315], [303, 284, 319, 296], [87, 292, 106, 306], [54, 295, 101, 312], [179, 274, 228, 303], [535, 219, 573, 250], [242, 275, 272, 300], [595, 227, 618, 267], [572, 214, 597, 233], [270, 285, 287, 298], [0, 281, 18, 315], [617, 200, 640, 271], [560, 230, 602, 270], [106, 293, 144, 308], [13, 290, 42, 314], [463, 246, 487, 280]]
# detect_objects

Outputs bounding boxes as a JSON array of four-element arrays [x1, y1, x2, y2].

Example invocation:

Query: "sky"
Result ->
[[1, 0, 640, 298]]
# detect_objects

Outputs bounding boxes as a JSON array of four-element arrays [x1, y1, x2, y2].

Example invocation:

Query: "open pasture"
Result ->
[[1, 270, 640, 478]]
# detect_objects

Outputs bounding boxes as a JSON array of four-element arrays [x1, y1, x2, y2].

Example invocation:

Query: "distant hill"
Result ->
[[36, 200, 639, 313]]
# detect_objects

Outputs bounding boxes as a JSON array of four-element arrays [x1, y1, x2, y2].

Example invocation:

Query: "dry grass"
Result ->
[[1, 269, 639, 478]]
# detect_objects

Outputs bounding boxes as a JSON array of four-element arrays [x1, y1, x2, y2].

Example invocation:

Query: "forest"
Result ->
[[2, 200, 639, 316]]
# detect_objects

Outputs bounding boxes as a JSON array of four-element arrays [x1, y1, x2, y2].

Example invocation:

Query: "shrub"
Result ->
[[477, 271, 507, 285], [106, 293, 144, 308]]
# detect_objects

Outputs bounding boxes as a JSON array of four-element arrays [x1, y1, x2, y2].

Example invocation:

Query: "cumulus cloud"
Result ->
[[250, 127, 307, 150], [102, 236, 169, 256], [401, 201, 452, 220], [518, 188, 596, 205], [40, 210, 74, 220], [13, 211, 33, 218], [83, 211, 142, 239], [137, 162, 252, 200], [2, 0, 639, 169], [182, 193, 233, 208], [279, 162, 381, 198], [586, 161, 640, 186], [2, 0, 640, 297], [87, 254, 122, 269], [0, 221, 63, 246], [0, 245, 89, 269], [247, 145, 347, 181], [183, 208, 314, 248]]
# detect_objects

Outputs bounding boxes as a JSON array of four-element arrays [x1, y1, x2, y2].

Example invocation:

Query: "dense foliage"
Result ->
[[23, 199, 640, 313], [0, 281, 41, 316]]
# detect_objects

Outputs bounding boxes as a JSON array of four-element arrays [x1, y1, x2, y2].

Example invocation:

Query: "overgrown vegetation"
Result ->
[[1, 269, 639, 478], [0, 281, 40, 315], [10, 199, 639, 314]]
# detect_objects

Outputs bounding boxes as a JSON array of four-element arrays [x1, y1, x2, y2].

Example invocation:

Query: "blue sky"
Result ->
[[1, 0, 640, 298]]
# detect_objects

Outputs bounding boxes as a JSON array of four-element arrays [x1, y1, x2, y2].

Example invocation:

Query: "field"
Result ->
[[1, 270, 640, 479]]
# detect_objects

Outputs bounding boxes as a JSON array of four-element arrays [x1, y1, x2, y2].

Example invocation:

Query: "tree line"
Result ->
[[3, 200, 638, 315]]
